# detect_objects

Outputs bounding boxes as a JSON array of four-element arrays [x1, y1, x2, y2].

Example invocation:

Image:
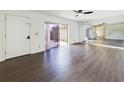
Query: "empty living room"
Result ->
[[1, 0, 124, 91], [0, 10, 124, 82]]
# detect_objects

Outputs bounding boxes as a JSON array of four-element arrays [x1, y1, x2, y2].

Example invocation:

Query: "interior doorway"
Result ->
[[85, 23, 105, 41], [45, 22, 69, 50], [94, 23, 105, 40], [85, 27, 96, 40], [45, 23, 59, 50], [59, 24, 68, 46]]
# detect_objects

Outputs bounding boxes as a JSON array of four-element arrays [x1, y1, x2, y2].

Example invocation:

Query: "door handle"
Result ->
[[26, 35, 30, 39]]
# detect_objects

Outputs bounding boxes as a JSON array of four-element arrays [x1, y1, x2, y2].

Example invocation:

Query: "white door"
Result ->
[[6, 15, 30, 59]]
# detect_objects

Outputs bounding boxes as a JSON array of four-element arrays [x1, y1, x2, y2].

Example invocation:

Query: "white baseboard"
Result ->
[[0, 59, 4, 62]]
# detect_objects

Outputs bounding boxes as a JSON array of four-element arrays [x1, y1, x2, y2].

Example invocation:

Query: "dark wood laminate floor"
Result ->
[[0, 44, 124, 82]]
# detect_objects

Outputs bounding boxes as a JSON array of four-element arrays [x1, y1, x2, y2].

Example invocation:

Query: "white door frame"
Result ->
[[4, 14, 31, 60]]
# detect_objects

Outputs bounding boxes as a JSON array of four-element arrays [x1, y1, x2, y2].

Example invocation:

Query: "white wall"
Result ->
[[0, 12, 3, 61], [0, 10, 79, 61], [81, 14, 124, 25]]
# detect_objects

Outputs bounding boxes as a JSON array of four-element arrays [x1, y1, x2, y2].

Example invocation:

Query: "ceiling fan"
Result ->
[[73, 10, 94, 17]]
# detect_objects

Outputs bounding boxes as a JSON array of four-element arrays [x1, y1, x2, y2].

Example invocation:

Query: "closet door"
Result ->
[[6, 15, 30, 59]]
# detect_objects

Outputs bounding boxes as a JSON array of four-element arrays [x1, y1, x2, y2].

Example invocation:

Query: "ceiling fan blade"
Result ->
[[73, 10, 79, 13], [83, 11, 94, 14], [75, 14, 79, 17]]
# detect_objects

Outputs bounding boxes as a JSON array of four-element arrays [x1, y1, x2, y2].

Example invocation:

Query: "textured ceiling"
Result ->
[[35, 10, 124, 22]]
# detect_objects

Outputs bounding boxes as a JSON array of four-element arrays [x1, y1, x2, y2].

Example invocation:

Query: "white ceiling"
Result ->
[[36, 10, 124, 22]]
